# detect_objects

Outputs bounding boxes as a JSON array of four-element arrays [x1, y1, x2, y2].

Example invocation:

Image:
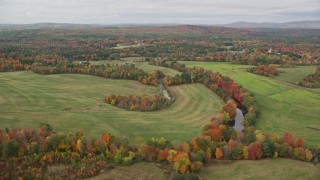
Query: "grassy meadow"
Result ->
[[0, 71, 223, 144], [276, 66, 317, 84], [181, 62, 320, 147], [89, 162, 168, 180], [201, 159, 320, 180], [90, 158, 320, 180], [1, 61, 319, 179]]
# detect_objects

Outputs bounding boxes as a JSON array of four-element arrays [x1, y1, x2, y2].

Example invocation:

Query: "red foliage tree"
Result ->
[[248, 142, 263, 160], [283, 132, 295, 146], [295, 138, 304, 148]]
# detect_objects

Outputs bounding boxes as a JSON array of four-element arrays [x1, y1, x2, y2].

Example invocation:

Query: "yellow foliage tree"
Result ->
[[270, 134, 280, 143], [305, 149, 313, 161], [255, 132, 266, 142], [130, 104, 135, 111], [111, 99, 116, 105], [76, 139, 82, 153], [206, 148, 212, 160], [173, 152, 191, 174], [243, 146, 249, 159], [215, 148, 223, 159], [181, 142, 190, 153], [191, 138, 200, 152], [167, 149, 178, 163]]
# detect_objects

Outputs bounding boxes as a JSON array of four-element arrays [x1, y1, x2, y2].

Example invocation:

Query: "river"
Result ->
[[233, 108, 244, 131]]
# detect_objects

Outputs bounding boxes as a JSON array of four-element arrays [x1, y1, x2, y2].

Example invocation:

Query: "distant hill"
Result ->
[[1, 20, 320, 30], [222, 20, 320, 29], [0, 23, 109, 29]]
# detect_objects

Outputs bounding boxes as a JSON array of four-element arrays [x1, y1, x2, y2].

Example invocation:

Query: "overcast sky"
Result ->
[[0, 0, 319, 24]]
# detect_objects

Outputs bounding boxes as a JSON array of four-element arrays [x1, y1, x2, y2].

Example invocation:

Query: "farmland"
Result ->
[[201, 159, 320, 180], [90, 159, 320, 180], [276, 66, 318, 84], [0, 25, 319, 179], [0, 70, 224, 144], [182, 61, 320, 147]]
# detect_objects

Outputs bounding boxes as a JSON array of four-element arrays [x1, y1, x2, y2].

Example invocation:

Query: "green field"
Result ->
[[89, 162, 168, 180], [89, 158, 320, 179], [276, 66, 317, 84], [0, 71, 223, 144], [201, 159, 320, 180], [1, 63, 319, 180], [181, 62, 320, 147]]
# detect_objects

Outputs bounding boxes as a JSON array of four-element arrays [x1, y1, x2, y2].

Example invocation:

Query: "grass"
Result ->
[[88, 162, 168, 180], [181, 62, 320, 147], [201, 159, 320, 180], [1, 63, 319, 180], [276, 66, 317, 84], [0, 71, 223, 144]]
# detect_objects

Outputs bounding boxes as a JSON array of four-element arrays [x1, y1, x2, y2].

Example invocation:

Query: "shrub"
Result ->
[[114, 154, 123, 164], [123, 156, 133, 166], [223, 99, 237, 119], [243, 146, 249, 159], [189, 161, 203, 173], [232, 146, 243, 160], [244, 131, 256, 144], [173, 152, 191, 174], [255, 130, 266, 143], [158, 148, 170, 161], [305, 149, 313, 161], [269, 134, 280, 143], [295, 138, 304, 148], [215, 148, 223, 159], [248, 142, 263, 160], [1, 140, 19, 158], [223, 146, 232, 160], [293, 147, 306, 161], [194, 150, 206, 163], [243, 112, 256, 127], [146, 137, 173, 149], [279, 143, 293, 158], [47, 134, 66, 151], [262, 140, 275, 158], [26, 142, 40, 155], [248, 65, 279, 77], [283, 132, 295, 146]]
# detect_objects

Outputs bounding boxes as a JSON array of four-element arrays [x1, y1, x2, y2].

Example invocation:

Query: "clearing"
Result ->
[[181, 62, 320, 147]]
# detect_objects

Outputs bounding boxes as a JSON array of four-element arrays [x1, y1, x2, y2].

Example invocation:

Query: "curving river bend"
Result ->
[[233, 108, 244, 131]]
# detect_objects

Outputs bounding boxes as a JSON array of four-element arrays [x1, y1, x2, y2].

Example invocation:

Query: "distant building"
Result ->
[[78, 61, 90, 65]]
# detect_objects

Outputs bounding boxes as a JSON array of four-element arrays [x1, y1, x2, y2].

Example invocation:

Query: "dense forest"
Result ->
[[0, 26, 319, 65]]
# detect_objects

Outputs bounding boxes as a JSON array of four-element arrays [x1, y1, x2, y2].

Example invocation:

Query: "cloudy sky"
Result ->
[[0, 0, 319, 24]]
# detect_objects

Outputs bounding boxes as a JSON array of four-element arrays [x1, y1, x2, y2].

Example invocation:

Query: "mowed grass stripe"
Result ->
[[168, 84, 222, 126], [276, 66, 317, 83], [0, 71, 224, 144], [201, 159, 320, 180]]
